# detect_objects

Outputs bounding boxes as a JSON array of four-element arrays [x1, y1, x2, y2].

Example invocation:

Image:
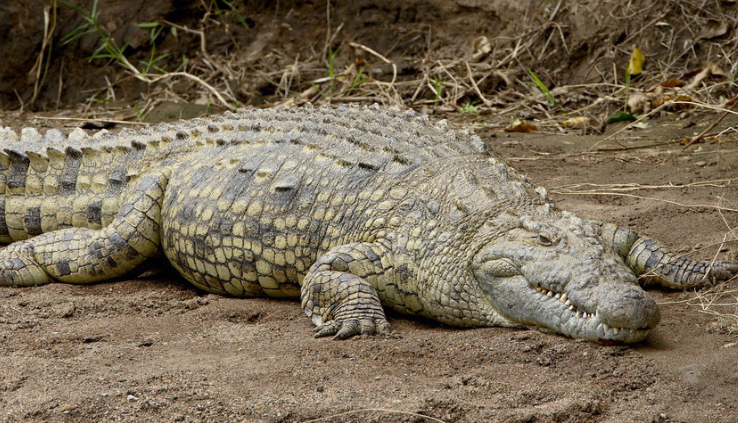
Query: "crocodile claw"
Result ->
[[314, 317, 391, 340]]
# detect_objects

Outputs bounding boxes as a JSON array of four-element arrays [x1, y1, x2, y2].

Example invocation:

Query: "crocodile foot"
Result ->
[[302, 269, 391, 340], [301, 269, 391, 340], [301, 241, 394, 340]]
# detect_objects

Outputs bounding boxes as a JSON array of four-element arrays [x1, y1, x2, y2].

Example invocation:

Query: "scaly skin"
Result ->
[[0, 104, 735, 343]]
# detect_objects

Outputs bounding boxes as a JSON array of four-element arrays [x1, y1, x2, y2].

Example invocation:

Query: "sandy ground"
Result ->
[[0, 113, 736, 423]]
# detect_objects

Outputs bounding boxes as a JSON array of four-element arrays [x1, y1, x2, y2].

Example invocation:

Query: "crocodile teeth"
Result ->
[[612, 327, 620, 335], [568, 305, 575, 311], [546, 291, 554, 297], [602, 323, 610, 332], [581, 312, 588, 319], [559, 293, 568, 302], [554, 293, 561, 300], [576, 311, 582, 318]]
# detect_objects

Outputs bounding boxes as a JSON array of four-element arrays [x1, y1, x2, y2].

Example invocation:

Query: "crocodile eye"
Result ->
[[538, 234, 553, 246]]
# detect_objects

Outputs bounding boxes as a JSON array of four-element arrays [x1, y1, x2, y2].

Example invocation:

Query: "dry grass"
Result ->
[[691, 285, 738, 334], [25, 0, 738, 129]]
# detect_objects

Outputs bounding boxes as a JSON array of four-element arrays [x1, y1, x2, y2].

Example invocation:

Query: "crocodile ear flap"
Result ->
[[484, 214, 524, 231]]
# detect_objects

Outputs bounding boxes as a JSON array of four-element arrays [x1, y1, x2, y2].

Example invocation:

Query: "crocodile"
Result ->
[[0, 104, 735, 343]]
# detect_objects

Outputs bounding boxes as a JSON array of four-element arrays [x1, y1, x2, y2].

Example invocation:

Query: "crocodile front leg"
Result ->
[[595, 222, 738, 289], [0, 170, 169, 286], [301, 241, 393, 339]]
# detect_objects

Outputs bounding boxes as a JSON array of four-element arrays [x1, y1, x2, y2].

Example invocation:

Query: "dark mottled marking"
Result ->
[[110, 232, 127, 250], [57, 260, 71, 277], [392, 154, 410, 165], [11, 258, 25, 270], [644, 248, 663, 270], [87, 200, 103, 226], [358, 161, 380, 171], [65, 147, 83, 159], [89, 240, 105, 259], [109, 176, 125, 188], [396, 263, 412, 283], [213, 217, 234, 234], [123, 244, 140, 261], [61, 148, 82, 193], [5, 150, 29, 190], [0, 199, 9, 237], [23, 207, 42, 236], [273, 176, 300, 192]]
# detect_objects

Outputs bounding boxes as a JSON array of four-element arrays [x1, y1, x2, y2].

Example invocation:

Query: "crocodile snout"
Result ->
[[596, 282, 660, 330]]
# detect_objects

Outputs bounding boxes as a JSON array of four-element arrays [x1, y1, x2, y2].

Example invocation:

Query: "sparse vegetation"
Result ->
[[528, 69, 558, 107]]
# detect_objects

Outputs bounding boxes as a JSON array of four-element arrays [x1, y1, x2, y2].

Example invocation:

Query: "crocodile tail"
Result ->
[[0, 127, 141, 242], [595, 221, 738, 289]]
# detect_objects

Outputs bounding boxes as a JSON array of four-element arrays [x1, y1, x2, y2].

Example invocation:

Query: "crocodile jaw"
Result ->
[[474, 261, 660, 343]]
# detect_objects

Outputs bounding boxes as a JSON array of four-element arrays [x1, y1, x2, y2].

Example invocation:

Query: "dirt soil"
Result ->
[[1, 1, 738, 423]]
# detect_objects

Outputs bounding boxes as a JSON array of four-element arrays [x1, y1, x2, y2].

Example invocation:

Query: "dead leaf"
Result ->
[[562, 116, 592, 129], [628, 47, 645, 76], [652, 95, 692, 111], [504, 119, 537, 132], [661, 78, 685, 88], [698, 20, 730, 40], [628, 93, 651, 115], [472, 36, 491, 62], [684, 62, 726, 90], [704, 61, 727, 77]]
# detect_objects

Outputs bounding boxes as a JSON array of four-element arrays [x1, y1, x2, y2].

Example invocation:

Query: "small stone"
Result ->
[[184, 299, 200, 310], [127, 395, 139, 402], [316, 385, 324, 392]]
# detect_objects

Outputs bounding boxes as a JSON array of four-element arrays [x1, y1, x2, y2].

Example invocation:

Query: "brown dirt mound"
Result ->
[[3, 0, 737, 114]]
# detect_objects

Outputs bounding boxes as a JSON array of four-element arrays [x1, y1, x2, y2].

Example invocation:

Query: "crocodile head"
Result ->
[[471, 211, 660, 343]]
